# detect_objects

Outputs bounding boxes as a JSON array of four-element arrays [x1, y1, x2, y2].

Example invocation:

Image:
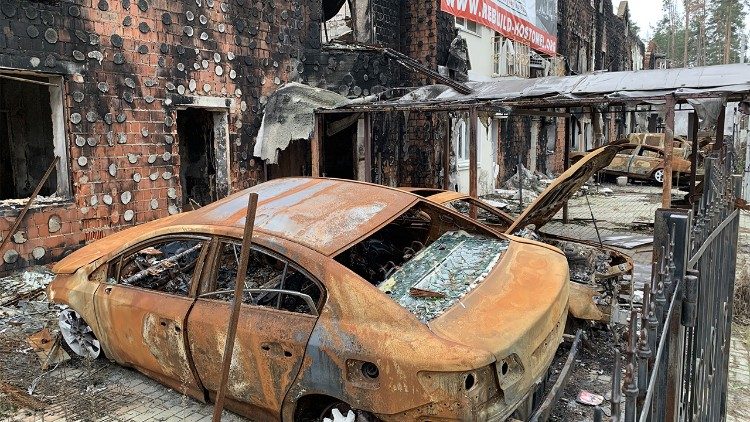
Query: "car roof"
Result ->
[[176, 178, 418, 256]]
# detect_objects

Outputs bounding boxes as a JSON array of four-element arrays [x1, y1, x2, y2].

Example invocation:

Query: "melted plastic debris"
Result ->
[[549, 239, 613, 284], [379, 231, 509, 322]]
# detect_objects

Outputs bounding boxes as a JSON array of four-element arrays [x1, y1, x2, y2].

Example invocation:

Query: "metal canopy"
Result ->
[[322, 63, 750, 113], [312, 63, 750, 210]]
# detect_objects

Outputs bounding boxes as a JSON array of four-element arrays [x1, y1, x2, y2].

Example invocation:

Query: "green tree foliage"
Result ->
[[706, 0, 748, 64], [649, 0, 748, 66]]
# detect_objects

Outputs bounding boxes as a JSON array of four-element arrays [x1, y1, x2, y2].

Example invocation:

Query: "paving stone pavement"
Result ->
[[4, 363, 249, 422], [728, 324, 750, 422]]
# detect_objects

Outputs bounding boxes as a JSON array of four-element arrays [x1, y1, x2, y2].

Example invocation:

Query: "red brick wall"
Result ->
[[0, 0, 305, 272]]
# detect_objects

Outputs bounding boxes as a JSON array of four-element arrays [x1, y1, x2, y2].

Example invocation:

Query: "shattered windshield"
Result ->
[[335, 201, 509, 322]]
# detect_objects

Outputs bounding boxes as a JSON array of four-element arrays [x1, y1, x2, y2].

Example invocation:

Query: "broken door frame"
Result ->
[[311, 112, 372, 182], [0, 68, 71, 201], [173, 96, 234, 203]]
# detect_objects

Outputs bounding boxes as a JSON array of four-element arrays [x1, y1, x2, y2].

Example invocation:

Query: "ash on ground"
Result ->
[[543, 326, 620, 421]]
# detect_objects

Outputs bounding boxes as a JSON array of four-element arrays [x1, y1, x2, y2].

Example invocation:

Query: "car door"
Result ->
[[606, 145, 637, 174], [93, 235, 209, 395], [629, 145, 664, 178], [186, 239, 322, 420]]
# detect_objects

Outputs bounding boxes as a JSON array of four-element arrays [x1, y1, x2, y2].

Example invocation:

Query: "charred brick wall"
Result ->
[[0, 0, 310, 272], [401, 0, 453, 86], [557, 0, 643, 74]]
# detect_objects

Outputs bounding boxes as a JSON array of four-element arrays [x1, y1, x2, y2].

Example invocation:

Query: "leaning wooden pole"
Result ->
[[212, 192, 259, 421], [0, 156, 59, 256], [662, 95, 676, 208]]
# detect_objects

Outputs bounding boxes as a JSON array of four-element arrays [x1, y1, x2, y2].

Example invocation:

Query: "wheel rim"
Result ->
[[59, 309, 101, 359], [654, 169, 664, 183], [320, 403, 353, 422]]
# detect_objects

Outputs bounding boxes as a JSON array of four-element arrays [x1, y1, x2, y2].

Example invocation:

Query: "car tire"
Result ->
[[653, 169, 665, 184], [58, 308, 102, 359]]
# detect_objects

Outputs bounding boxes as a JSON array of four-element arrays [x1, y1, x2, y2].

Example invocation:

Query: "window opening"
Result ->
[[456, 119, 468, 162], [0, 72, 68, 201], [118, 238, 205, 296], [638, 148, 662, 158], [322, 0, 353, 43], [204, 242, 322, 315], [455, 17, 479, 34]]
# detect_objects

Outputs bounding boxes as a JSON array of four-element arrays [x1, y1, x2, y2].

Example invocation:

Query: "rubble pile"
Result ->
[[501, 164, 551, 193], [0, 266, 56, 334]]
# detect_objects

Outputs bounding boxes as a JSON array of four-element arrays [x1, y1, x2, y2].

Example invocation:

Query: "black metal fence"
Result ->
[[613, 152, 741, 421]]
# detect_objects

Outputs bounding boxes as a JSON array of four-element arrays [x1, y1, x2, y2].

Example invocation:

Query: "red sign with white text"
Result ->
[[441, 0, 558, 55]]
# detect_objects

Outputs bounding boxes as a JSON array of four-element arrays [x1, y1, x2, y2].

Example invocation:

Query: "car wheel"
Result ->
[[320, 403, 354, 422], [653, 169, 665, 184], [59, 309, 101, 359]]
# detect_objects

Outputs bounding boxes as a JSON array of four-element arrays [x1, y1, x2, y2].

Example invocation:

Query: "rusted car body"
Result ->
[[571, 143, 692, 184], [49, 178, 569, 421], [403, 143, 634, 322], [627, 133, 691, 159]]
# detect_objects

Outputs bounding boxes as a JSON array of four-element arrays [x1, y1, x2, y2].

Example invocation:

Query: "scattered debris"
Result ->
[[501, 164, 548, 193], [26, 328, 70, 370], [0, 382, 46, 412], [576, 390, 605, 406]]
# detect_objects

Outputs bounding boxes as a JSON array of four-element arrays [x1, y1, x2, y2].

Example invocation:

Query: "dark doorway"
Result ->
[[268, 139, 311, 179], [322, 120, 356, 179], [177, 108, 217, 208]]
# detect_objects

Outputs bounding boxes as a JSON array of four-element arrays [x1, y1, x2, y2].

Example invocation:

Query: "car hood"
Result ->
[[505, 143, 621, 234]]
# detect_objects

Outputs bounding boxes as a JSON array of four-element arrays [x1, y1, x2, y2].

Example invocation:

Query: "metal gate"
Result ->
[[613, 151, 741, 421]]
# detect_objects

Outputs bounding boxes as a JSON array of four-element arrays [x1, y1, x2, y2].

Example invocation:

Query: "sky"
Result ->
[[621, 0, 750, 41]]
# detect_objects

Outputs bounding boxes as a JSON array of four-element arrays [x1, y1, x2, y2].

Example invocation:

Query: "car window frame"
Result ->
[[457, 197, 514, 226], [198, 236, 326, 317], [108, 234, 212, 299], [637, 145, 664, 158]]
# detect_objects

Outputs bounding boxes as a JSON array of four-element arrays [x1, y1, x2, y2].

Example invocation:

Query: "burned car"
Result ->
[[402, 144, 633, 323], [571, 143, 692, 184], [49, 178, 569, 421]]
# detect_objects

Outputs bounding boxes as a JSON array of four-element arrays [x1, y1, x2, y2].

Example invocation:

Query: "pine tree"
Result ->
[[651, 0, 685, 67], [706, 0, 749, 64]]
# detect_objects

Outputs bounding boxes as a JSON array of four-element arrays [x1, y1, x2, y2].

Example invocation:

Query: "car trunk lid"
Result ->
[[505, 144, 621, 234]]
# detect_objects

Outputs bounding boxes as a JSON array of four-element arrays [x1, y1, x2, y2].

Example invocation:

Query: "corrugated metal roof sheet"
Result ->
[[387, 63, 750, 105]]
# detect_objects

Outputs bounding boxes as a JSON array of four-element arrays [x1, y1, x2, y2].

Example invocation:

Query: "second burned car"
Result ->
[[403, 143, 634, 323]]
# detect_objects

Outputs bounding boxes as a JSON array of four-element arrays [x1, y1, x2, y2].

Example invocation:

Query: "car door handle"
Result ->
[[104, 287, 113, 294]]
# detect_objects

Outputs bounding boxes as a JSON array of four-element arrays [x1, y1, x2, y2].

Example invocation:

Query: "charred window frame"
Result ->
[[197, 238, 326, 316], [107, 235, 211, 297], [322, 0, 355, 44], [0, 70, 70, 203]]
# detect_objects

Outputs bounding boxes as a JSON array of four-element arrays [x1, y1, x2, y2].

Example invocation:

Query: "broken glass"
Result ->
[[379, 231, 509, 322]]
